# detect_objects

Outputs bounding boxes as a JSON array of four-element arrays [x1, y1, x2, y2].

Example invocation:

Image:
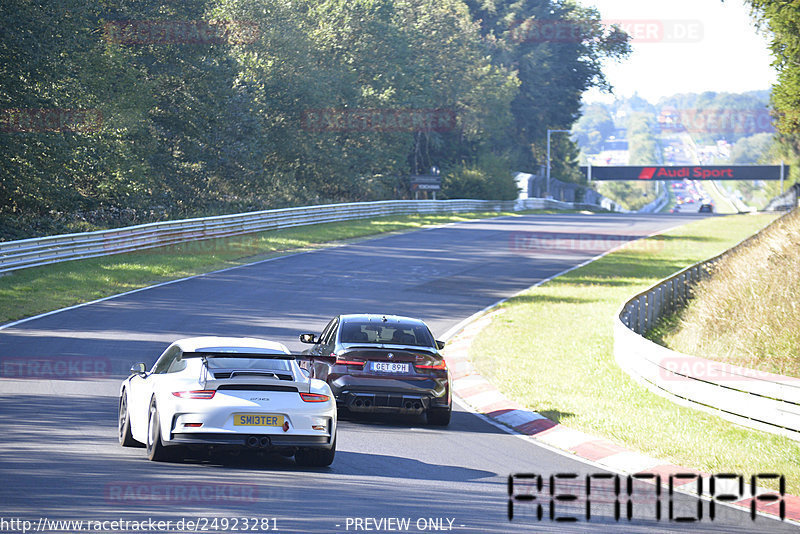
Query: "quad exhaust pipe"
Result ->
[[350, 395, 424, 412]]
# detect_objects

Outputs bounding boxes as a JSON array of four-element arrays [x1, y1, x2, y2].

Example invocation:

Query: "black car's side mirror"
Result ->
[[436, 340, 446, 350], [299, 333, 318, 344], [130, 362, 147, 376]]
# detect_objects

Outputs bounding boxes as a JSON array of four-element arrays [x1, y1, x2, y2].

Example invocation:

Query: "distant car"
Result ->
[[119, 337, 337, 465], [699, 203, 714, 213], [300, 314, 452, 425]]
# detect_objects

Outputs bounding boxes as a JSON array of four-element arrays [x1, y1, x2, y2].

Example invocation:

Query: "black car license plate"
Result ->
[[370, 362, 409, 373]]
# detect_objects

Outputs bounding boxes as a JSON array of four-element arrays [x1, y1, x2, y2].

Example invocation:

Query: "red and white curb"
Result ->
[[445, 309, 799, 524]]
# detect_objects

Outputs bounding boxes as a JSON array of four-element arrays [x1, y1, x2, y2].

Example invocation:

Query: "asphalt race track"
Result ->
[[0, 213, 794, 533]]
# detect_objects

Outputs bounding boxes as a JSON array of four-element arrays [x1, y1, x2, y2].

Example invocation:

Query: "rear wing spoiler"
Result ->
[[183, 351, 295, 360], [202, 377, 310, 393]]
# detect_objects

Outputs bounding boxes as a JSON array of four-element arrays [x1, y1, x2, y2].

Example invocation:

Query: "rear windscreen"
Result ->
[[340, 322, 435, 347]]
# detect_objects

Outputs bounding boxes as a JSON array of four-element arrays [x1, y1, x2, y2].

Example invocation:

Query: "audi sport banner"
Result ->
[[580, 165, 788, 181]]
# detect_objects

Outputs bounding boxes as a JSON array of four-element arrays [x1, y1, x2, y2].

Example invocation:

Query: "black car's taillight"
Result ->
[[334, 353, 365, 367], [415, 358, 447, 370]]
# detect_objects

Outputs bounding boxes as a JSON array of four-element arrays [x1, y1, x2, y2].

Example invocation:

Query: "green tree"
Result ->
[[573, 103, 615, 153], [626, 112, 660, 165], [0, 0, 632, 238], [463, 0, 631, 176], [742, 1, 800, 184]]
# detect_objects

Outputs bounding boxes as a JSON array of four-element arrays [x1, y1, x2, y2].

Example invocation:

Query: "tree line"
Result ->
[[745, 1, 800, 182], [0, 0, 629, 239]]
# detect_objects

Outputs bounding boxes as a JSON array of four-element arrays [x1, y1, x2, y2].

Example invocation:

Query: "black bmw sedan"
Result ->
[[299, 314, 451, 425]]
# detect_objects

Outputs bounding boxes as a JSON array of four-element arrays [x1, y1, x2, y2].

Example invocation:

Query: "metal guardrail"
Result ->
[[765, 183, 800, 212], [614, 209, 800, 441], [0, 198, 588, 274]]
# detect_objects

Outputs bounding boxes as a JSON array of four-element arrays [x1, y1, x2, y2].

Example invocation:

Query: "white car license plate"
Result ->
[[371, 362, 409, 373], [233, 414, 284, 426]]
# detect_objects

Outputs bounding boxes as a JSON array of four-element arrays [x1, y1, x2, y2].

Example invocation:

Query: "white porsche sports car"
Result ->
[[118, 336, 337, 466]]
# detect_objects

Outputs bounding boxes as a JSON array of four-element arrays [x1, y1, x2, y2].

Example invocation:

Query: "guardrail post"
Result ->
[[650, 286, 664, 328], [683, 272, 691, 301], [636, 297, 643, 333], [667, 279, 674, 313], [651, 288, 659, 325]]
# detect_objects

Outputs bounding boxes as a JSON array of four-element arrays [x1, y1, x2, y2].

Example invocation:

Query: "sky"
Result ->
[[582, 0, 776, 104]]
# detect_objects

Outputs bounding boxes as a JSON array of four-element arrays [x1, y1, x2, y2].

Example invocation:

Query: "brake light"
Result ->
[[415, 359, 447, 370], [337, 359, 365, 366], [300, 393, 330, 402], [172, 390, 216, 399], [335, 354, 365, 367]]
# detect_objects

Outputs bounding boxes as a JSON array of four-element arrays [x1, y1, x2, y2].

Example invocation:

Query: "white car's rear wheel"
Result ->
[[146, 401, 173, 462], [118, 391, 140, 447], [295, 434, 336, 467]]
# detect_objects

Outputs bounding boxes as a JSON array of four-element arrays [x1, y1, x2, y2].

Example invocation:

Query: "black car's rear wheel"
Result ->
[[426, 406, 451, 426]]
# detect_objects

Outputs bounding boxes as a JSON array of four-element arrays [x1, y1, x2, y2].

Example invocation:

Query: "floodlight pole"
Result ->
[[547, 129, 571, 198]]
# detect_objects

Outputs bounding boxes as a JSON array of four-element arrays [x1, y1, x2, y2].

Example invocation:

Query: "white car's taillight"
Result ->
[[172, 390, 216, 399], [300, 392, 330, 402]]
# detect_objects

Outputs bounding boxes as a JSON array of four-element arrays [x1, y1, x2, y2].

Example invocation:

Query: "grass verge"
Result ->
[[1, 211, 548, 325], [650, 208, 800, 378], [467, 212, 800, 494]]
